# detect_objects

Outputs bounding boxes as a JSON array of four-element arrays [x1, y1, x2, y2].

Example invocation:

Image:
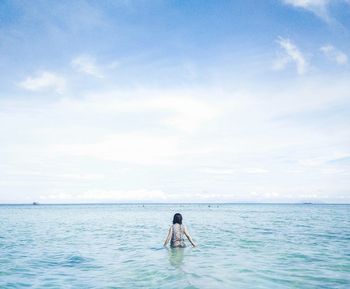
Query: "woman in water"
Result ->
[[164, 213, 196, 248]]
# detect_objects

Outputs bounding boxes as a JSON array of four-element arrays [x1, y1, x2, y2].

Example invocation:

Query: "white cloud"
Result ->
[[54, 133, 181, 165], [199, 168, 269, 175], [282, 0, 350, 22], [71, 54, 104, 78], [274, 37, 308, 74], [320, 44, 348, 65], [59, 91, 219, 133], [25, 90, 220, 165], [148, 97, 218, 133], [18, 71, 66, 93], [282, 0, 330, 20], [39, 189, 168, 202], [283, 0, 329, 9], [2, 77, 350, 203]]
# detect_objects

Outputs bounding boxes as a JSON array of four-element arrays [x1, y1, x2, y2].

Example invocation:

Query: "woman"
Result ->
[[163, 213, 196, 248]]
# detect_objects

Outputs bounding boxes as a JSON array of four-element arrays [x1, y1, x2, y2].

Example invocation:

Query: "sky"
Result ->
[[0, 0, 350, 203]]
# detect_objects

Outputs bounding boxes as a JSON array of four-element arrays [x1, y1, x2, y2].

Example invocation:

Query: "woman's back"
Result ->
[[171, 223, 185, 248], [164, 213, 196, 248]]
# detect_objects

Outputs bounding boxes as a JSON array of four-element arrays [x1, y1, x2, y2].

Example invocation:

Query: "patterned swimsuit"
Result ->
[[170, 224, 186, 248]]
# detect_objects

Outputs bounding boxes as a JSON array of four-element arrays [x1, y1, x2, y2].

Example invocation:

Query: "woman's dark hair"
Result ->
[[173, 213, 183, 224]]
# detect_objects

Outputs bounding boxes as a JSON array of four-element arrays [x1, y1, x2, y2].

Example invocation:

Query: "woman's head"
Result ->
[[173, 213, 183, 224]]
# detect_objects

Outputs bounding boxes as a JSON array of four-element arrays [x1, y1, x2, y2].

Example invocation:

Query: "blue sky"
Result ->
[[0, 0, 350, 203]]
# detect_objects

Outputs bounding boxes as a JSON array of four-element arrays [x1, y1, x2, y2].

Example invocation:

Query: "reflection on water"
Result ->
[[167, 247, 185, 268]]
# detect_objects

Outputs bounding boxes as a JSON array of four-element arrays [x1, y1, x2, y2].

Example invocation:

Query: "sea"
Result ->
[[0, 204, 349, 288]]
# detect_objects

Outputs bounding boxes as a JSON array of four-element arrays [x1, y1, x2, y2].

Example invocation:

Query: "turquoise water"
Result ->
[[0, 204, 349, 288]]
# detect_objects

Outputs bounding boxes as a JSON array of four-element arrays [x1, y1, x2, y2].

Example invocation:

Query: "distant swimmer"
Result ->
[[163, 213, 196, 248]]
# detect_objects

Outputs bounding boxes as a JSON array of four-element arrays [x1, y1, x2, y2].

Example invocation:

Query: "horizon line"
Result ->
[[0, 202, 349, 206]]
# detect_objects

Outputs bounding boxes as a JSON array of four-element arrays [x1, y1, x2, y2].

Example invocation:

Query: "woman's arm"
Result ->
[[184, 226, 196, 247], [163, 226, 172, 247]]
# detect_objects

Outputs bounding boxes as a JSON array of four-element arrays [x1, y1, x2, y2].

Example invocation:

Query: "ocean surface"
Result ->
[[0, 204, 349, 289]]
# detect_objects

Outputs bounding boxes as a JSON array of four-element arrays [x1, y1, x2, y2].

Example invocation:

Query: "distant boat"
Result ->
[[302, 202, 312, 205], [32, 202, 39, 205]]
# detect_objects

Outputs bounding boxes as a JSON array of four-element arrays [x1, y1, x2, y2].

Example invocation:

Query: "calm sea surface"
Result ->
[[0, 204, 349, 288]]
